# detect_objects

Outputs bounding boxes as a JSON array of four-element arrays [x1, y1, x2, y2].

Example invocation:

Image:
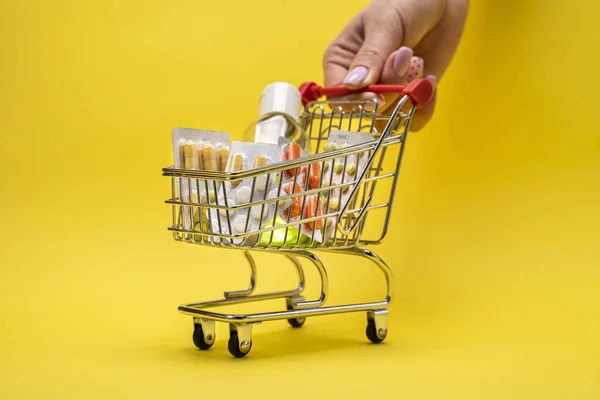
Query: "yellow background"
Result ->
[[1, 0, 599, 398]]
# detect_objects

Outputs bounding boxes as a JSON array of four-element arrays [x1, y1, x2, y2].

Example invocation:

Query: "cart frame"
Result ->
[[162, 80, 433, 357]]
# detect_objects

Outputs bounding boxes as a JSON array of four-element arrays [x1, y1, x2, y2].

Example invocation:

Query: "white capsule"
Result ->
[[233, 215, 248, 234], [236, 186, 251, 204]]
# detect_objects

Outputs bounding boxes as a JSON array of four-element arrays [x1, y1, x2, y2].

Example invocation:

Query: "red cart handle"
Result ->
[[299, 79, 433, 109]]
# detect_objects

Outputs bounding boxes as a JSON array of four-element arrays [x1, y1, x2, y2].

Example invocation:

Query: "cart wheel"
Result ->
[[227, 332, 252, 358], [286, 296, 306, 328], [366, 320, 387, 344], [287, 317, 306, 328], [192, 323, 214, 350]]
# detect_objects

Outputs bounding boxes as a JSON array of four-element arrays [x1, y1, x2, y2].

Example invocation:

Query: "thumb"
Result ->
[[343, 16, 403, 88]]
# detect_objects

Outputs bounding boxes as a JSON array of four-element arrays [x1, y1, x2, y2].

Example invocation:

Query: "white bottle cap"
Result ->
[[258, 82, 301, 121]]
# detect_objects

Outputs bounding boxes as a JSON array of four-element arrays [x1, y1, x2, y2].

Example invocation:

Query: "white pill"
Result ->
[[251, 205, 266, 221], [255, 174, 269, 191], [267, 188, 291, 210], [233, 215, 248, 234], [236, 186, 251, 204], [219, 207, 231, 218]]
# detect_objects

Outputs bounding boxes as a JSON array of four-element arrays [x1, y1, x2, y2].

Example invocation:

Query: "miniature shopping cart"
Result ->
[[162, 79, 433, 357]]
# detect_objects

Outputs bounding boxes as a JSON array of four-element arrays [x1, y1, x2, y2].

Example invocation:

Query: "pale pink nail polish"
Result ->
[[426, 74, 437, 94], [407, 57, 424, 82], [344, 66, 368, 86], [392, 47, 413, 76]]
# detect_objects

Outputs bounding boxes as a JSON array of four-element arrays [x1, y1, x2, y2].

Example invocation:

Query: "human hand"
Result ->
[[323, 0, 468, 130]]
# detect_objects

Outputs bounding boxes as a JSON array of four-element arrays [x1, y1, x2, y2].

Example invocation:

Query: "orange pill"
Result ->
[[303, 195, 324, 231], [283, 143, 302, 178], [307, 162, 322, 189]]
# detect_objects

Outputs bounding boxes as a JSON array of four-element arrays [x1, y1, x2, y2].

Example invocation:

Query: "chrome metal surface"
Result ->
[[368, 309, 389, 340], [194, 318, 216, 345], [177, 248, 394, 324], [163, 96, 413, 249], [231, 324, 253, 353]]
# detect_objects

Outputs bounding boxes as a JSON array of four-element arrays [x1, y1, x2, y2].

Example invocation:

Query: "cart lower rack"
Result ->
[[162, 80, 433, 357]]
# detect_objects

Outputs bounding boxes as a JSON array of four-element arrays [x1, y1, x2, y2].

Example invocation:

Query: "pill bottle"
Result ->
[[243, 82, 309, 152]]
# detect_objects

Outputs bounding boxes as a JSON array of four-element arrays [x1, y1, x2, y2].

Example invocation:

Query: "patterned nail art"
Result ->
[[407, 57, 424, 82]]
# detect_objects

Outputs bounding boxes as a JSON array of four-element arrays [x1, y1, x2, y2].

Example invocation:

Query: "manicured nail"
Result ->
[[426, 74, 437, 93], [364, 94, 386, 112], [344, 66, 368, 86], [392, 47, 413, 76], [407, 57, 424, 82]]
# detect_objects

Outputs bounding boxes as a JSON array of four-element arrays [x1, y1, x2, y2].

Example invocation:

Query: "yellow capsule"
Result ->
[[179, 140, 185, 167], [218, 145, 230, 172], [324, 142, 337, 152], [326, 218, 333, 227], [201, 142, 217, 171], [182, 141, 199, 170], [346, 162, 356, 176], [230, 153, 245, 188], [253, 155, 269, 168], [333, 161, 344, 174], [328, 197, 340, 211]]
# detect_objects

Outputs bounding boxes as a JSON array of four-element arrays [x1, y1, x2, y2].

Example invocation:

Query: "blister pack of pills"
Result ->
[[172, 127, 230, 231], [320, 130, 374, 239], [208, 141, 282, 245], [277, 137, 326, 243]]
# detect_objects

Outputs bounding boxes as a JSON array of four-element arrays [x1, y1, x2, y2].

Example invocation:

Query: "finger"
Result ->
[[375, 55, 425, 132], [343, 13, 404, 88], [378, 55, 423, 115], [323, 15, 364, 88], [403, 0, 467, 131], [411, 0, 469, 82], [376, 46, 413, 112], [330, 46, 413, 112]]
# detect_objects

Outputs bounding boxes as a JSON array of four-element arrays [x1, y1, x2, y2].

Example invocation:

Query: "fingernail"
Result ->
[[364, 94, 386, 112], [392, 47, 413, 76], [426, 74, 437, 93], [407, 57, 424, 82], [344, 66, 368, 86]]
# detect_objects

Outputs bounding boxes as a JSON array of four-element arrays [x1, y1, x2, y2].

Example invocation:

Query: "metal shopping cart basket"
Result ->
[[162, 79, 433, 357]]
